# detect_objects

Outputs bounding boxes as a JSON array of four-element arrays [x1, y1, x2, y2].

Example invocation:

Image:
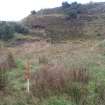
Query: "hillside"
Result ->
[[22, 2, 105, 42]]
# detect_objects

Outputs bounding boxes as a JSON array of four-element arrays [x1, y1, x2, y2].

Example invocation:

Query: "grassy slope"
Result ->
[[0, 38, 104, 105]]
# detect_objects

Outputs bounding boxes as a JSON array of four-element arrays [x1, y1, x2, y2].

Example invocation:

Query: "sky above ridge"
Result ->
[[0, 0, 105, 21]]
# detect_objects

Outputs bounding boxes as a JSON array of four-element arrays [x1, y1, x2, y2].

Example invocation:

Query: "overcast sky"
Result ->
[[0, 0, 105, 21]]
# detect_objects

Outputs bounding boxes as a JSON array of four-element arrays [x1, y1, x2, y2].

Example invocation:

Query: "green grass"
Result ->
[[14, 33, 35, 41], [46, 97, 73, 105]]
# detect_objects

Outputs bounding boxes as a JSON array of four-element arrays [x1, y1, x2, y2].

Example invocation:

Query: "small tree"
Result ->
[[62, 2, 70, 8], [63, 2, 82, 19], [31, 10, 36, 15]]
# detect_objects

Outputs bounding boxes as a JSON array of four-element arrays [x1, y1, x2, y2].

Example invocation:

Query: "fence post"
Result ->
[[24, 61, 31, 93]]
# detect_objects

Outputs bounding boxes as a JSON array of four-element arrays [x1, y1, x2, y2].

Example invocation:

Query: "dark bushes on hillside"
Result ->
[[31, 10, 36, 15], [12, 23, 29, 34], [0, 21, 29, 40], [62, 2, 70, 8], [62, 2, 85, 19], [0, 22, 14, 40]]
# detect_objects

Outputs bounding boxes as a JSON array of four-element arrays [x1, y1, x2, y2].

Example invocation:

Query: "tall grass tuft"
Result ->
[[38, 55, 49, 65], [7, 52, 16, 69], [0, 49, 16, 90], [68, 67, 89, 84], [0, 66, 7, 90]]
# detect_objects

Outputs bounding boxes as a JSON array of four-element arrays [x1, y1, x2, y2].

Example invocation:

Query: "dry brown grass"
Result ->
[[68, 67, 89, 83], [31, 63, 89, 98], [8, 39, 99, 68]]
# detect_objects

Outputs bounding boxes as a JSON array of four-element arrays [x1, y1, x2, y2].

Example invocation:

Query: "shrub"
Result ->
[[0, 22, 14, 40], [62, 2, 70, 8], [11, 22, 29, 34], [31, 10, 36, 15], [62, 2, 83, 19]]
